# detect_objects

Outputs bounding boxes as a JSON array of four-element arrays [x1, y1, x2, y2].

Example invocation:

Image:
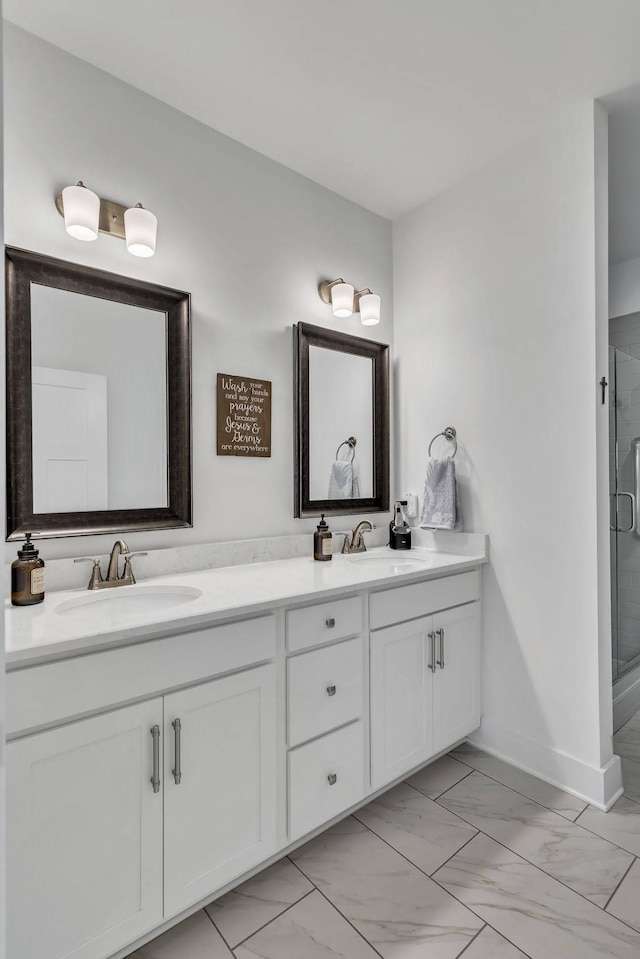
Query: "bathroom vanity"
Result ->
[[4, 545, 486, 959]]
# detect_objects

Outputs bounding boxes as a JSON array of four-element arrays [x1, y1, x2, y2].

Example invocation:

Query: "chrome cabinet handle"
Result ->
[[172, 718, 182, 785], [436, 628, 445, 669], [150, 725, 161, 794], [325, 618, 336, 628], [326, 684, 337, 696], [427, 631, 436, 672], [327, 773, 338, 785]]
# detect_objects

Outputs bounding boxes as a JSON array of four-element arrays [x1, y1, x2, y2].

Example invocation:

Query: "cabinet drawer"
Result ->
[[370, 570, 480, 629], [287, 637, 363, 747], [288, 722, 364, 840], [286, 596, 362, 653]]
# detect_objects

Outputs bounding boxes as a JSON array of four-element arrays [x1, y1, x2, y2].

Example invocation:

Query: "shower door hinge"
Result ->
[[600, 376, 608, 405]]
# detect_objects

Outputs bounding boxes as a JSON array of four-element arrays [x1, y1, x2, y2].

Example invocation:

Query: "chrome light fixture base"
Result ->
[[318, 278, 345, 305]]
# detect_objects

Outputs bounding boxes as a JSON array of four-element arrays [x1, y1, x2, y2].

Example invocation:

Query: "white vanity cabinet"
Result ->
[[370, 616, 434, 789], [431, 604, 482, 752], [6, 615, 278, 959], [7, 699, 164, 959], [5, 554, 485, 959], [163, 664, 277, 915], [370, 572, 481, 790]]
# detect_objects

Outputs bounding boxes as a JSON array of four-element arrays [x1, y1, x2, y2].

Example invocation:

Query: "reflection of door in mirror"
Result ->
[[30, 284, 167, 512], [308, 346, 373, 501], [32, 367, 108, 513]]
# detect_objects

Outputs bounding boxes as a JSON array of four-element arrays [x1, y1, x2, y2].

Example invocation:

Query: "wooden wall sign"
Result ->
[[217, 373, 272, 457]]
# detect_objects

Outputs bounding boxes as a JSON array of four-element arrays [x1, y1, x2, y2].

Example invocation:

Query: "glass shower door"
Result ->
[[611, 347, 640, 681]]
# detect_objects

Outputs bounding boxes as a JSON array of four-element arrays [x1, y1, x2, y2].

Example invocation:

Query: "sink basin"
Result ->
[[346, 550, 430, 571], [55, 584, 202, 625]]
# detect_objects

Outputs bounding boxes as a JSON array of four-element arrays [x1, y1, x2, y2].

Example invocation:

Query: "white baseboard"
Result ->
[[613, 663, 640, 732], [470, 718, 623, 811]]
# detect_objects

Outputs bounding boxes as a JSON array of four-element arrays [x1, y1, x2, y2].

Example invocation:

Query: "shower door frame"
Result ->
[[611, 346, 640, 684]]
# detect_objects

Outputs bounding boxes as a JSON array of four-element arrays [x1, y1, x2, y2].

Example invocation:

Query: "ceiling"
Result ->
[[7, 0, 640, 221]]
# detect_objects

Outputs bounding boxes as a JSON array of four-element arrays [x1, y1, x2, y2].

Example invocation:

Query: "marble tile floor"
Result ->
[[129, 733, 640, 959]]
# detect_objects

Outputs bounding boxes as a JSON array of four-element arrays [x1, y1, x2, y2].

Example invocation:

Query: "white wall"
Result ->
[[3, 24, 393, 560], [393, 104, 620, 806], [0, 12, 6, 953], [595, 101, 617, 779]]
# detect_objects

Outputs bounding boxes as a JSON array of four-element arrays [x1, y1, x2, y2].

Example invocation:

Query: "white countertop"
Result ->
[[5, 546, 488, 669]]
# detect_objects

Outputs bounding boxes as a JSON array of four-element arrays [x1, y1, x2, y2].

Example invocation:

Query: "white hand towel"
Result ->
[[420, 456, 462, 530], [328, 458, 360, 499]]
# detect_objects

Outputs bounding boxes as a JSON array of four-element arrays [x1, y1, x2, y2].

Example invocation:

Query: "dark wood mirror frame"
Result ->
[[294, 321, 389, 518], [5, 247, 192, 540]]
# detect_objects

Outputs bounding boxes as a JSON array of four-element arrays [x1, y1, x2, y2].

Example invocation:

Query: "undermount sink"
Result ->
[[346, 550, 429, 569], [54, 584, 203, 624]]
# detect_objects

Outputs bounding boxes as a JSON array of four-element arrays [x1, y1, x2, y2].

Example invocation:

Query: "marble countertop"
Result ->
[[5, 545, 488, 669]]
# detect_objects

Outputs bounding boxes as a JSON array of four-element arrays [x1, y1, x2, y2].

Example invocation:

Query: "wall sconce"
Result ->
[[318, 278, 354, 317], [318, 277, 381, 326], [55, 181, 158, 257], [355, 289, 381, 326]]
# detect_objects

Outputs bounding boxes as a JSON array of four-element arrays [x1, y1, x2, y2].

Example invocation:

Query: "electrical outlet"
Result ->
[[404, 493, 418, 518]]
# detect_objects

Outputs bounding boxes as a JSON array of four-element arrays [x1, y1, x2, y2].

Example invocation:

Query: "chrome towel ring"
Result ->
[[428, 426, 457, 459], [336, 436, 357, 462]]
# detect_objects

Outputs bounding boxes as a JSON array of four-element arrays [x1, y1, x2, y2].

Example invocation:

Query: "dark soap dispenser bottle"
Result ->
[[11, 533, 45, 606], [314, 514, 333, 561]]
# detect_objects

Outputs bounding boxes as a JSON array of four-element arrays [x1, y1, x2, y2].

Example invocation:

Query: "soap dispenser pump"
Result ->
[[389, 501, 412, 551], [11, 532, 46, 606], [314, 514, 333, 561]]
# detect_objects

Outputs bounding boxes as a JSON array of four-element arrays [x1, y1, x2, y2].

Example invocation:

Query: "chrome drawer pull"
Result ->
[[436, 628, 445, 669], [427, 631, 436, 673], [326, 685, 337, 697], [325, 618, 336, 628], [327, 773, 338, 785], [150, 725, 161, 794], [172, 718, 182, 785]]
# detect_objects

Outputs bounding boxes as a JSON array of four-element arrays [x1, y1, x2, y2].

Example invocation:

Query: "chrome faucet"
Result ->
[[341, 521, 375, 554], [74, 539, 148, 590]]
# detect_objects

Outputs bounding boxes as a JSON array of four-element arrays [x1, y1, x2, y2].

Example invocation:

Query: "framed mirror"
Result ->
[[6, 247, 192, 540], [294, 322, 389, 517]]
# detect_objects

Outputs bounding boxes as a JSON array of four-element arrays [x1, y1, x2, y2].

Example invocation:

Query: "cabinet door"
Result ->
[[7, 699, 163, 959], [370, 617, 433, 790], [432, 602, 482, 753], [164, 664, 277, 916]]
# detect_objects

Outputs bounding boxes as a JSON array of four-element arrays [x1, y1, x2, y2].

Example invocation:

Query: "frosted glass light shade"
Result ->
[[330, 282, 354, 317], [124, 205, 157, 257], [359, 292, 381, 326], [62, 183, 100, 241]]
